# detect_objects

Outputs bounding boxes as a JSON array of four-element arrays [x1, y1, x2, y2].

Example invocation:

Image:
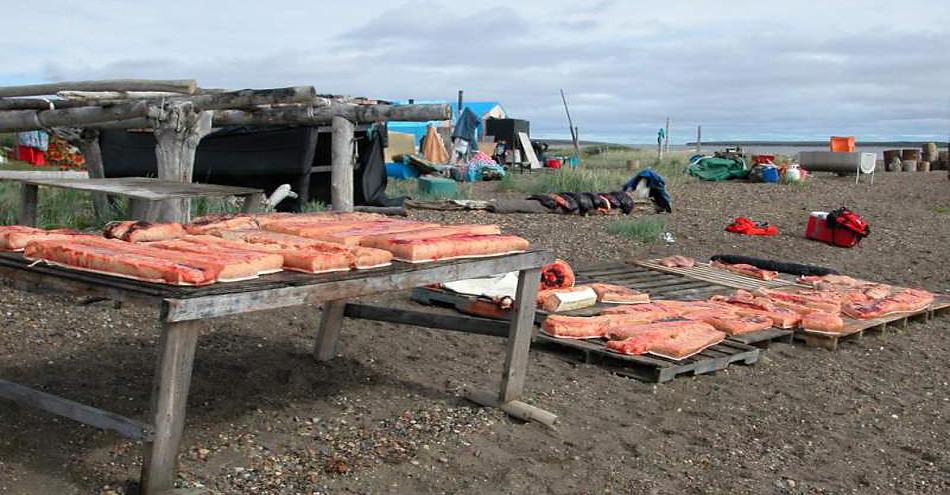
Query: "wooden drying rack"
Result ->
[[0, 249, 552, 495]]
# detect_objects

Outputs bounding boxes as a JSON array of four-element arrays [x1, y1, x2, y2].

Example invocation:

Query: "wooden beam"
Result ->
[[342, 303, 509, 337], [0, 101, 155, 132], [465, 389, 557, 427], [58, 90, 188, 100], [330, 115, 355, 212], [0, 379, 153, 440], [0, 98, 95, 111], [0, 79, 197, 98], [141, 320, 201, 495], [213, 103, 451, 125], [161, 250, 553, 322]]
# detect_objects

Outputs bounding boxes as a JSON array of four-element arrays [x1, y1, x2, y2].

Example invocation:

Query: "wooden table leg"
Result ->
[[128, 199, 150, 221], [18, 184, 38, 226], [141, 320, 201, 495], [242, 192, 265, 213], [314, 300, 347, 361], [499, 267, 541, 402]]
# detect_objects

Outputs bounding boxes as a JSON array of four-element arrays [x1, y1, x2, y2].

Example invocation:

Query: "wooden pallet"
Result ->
[[533, 333, 760, 383], [573, 262, 795, 347], [795, 295, 950, 351], [632, 259, 803, 290]]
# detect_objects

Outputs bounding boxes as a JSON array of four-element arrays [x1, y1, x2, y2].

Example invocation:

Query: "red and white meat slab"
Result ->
[[104, 221, 185, 242], [605, 321, 725, 360], [711, 261, 778, 281], [0, 226, 81, 251], [656, 255, 696, 268]]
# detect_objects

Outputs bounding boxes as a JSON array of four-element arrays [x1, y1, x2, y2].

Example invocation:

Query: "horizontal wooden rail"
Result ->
[[0, 379, 153, 440]]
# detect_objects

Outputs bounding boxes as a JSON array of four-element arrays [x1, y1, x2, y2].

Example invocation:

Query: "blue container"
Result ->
[[385, 161, 419, 180], [761, 166, 779, 183]]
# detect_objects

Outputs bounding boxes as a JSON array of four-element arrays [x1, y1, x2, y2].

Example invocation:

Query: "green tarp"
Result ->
[[687, 157, 748, 181]]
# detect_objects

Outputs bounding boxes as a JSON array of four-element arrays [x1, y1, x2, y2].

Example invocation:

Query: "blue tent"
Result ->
[[387, 100, 507, 145]]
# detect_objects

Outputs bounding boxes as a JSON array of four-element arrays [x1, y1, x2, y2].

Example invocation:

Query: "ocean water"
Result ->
[[657, 144, 946, 160]]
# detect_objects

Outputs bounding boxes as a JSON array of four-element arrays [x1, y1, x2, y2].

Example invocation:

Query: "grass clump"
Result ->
[[931, 206, 950, 214], [606, 216, 668, 243], [525, 168, 630, 194]]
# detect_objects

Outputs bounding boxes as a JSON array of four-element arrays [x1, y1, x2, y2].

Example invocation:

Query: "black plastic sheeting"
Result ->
[[710, 254, 839, 277], [98, 125, 400, 210]]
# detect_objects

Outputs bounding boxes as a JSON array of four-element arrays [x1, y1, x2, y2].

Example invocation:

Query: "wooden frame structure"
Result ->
[[0, 79, 451, 222], [0, 249, 553, 494], [10, 177, 264, 226]]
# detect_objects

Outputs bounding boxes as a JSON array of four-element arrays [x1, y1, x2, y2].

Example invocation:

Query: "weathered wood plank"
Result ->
[[18, 183, 38, 226], [19, 177, 261, 201], [0, 170, 89, 180], [162, 250, 553, 322], [0, 379, 152, 441], [343, 303, 509, 337], [141, 320, 201, 495], [500, 267, 542, 402], [314, 300, 346, 362]]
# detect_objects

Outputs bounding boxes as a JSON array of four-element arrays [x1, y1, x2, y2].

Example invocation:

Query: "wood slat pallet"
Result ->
[[795, 295, 950, 351], [632, 259, 803, 290], [574, 262, 795, 347], [532, 333, 759, 383]]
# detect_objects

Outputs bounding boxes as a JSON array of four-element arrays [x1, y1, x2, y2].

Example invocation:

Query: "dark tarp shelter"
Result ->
[[99, 125, 400, 211]]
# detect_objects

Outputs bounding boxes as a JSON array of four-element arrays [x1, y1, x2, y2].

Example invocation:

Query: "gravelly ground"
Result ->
[[0, 171, 948, 494]]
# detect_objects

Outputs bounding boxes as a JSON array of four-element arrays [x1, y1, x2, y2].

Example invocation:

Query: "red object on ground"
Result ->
[[16, 145, 46, 165], [725, 217, 779, 236], [751, 155, 775, 165], [540, 259, 575, 290], [545, 158, 562, 169], [805, 213, 861, 248]]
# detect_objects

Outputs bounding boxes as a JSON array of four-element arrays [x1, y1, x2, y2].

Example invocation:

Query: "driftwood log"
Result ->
[[0, 79, 197, 98], [331, 116, 355, 212], [213, 103, 451, 126], [0, 101, 157, 132]]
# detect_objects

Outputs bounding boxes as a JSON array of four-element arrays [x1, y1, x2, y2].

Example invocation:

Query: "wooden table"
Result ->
[[0, 249, 552, 494], [8, 177, 264, 225]]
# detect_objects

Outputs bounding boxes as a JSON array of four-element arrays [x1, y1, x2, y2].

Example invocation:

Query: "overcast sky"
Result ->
[[3, 0, 948, 143]]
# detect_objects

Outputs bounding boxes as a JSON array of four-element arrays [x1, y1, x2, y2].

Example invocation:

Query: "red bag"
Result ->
[[726, 217, 779, 236]]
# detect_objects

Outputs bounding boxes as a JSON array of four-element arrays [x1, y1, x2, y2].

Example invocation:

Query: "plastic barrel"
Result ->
[[918, 161, 931, 172], [901, 160, 917, 172]]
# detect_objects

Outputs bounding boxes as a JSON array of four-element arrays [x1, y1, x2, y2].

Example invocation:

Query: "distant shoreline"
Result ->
[[687, 141, 948, 147]]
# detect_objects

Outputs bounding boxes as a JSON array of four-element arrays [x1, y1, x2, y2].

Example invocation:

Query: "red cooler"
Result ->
[[805, 212, 862, 248]]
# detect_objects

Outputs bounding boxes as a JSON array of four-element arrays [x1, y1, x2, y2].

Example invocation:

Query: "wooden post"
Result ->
[[141, 320, 200, 495], [330, 116, 355, 212], [74, 129, 110, 219], [241, 192, 264, 213], [296, 127, 319, 211], [314, 300, 347, 361], [696, 125, 702, 153], [152, 103, 213, 223], [499, 267, 542, 402], [18, 183, 38, 226], [559, 89, 581, 163], [664, 117, 671, 153]]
